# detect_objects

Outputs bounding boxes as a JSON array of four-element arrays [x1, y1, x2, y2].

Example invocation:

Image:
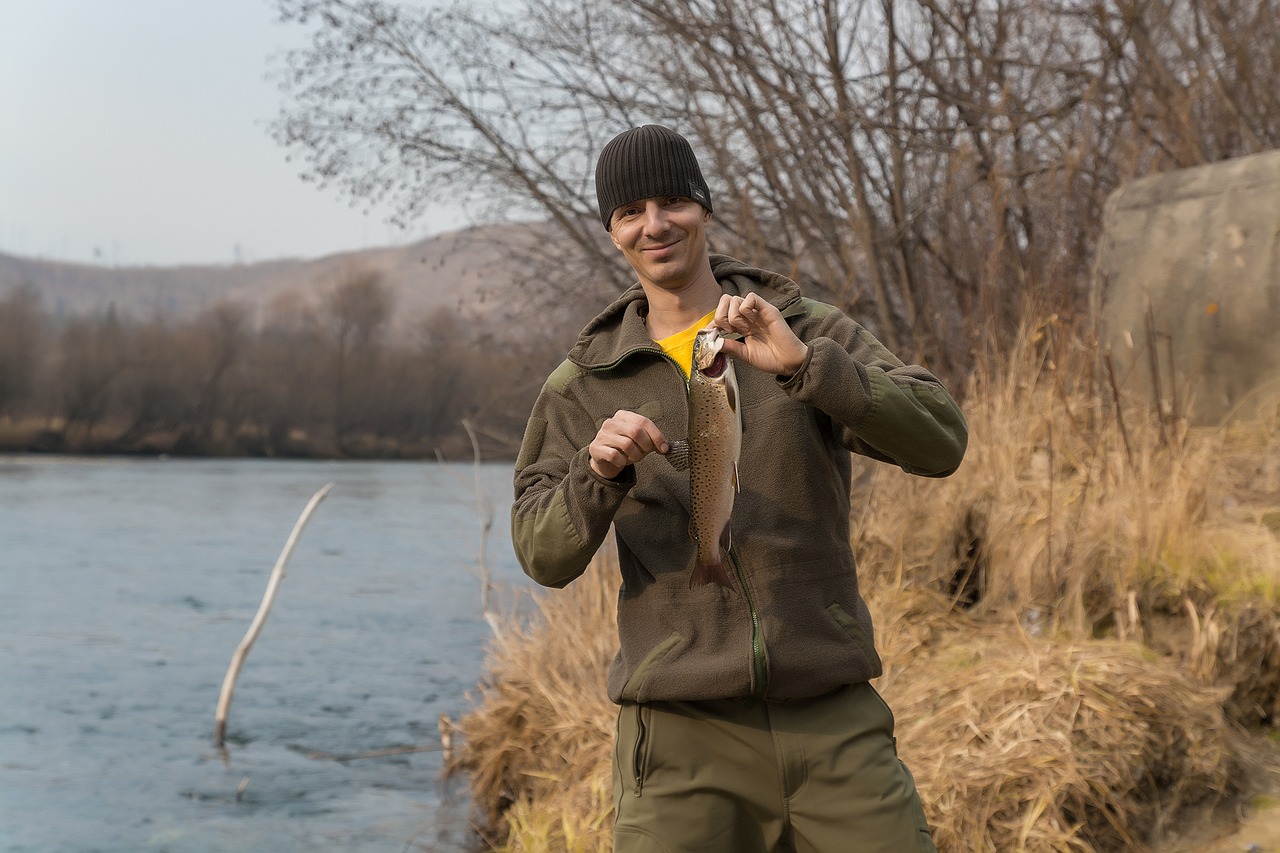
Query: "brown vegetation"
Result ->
[[0, 268, 564, 460], [445, 329, 1280, 851]]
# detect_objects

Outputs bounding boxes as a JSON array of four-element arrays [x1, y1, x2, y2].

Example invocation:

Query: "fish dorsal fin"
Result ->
[[665, 439, 690, 472]]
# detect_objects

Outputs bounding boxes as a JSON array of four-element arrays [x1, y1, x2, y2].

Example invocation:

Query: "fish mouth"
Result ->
[[693, 326, 725, 372], [701, 352, 729, 378]]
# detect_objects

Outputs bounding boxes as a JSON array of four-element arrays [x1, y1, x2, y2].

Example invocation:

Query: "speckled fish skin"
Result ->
[[687, 326, 741, 590]]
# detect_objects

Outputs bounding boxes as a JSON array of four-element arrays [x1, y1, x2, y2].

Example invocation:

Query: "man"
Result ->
[[511, 124, 967, 853]]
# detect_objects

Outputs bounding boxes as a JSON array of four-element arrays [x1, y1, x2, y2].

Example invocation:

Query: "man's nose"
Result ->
[[640, 202, 670, 235]]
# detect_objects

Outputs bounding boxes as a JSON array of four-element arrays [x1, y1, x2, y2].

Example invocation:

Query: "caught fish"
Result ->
[[682, 324, 742, 590]]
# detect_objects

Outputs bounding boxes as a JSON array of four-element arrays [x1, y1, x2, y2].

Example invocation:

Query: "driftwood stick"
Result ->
[[213, 482, 335, 748]]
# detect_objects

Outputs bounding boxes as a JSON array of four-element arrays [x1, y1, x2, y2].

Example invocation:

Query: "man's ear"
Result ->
[[609, 230, 622, 251]]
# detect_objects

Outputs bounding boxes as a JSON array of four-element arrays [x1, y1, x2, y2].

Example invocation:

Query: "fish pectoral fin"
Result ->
[[665, 439, 691, 471], [731, 460, 739, 492]]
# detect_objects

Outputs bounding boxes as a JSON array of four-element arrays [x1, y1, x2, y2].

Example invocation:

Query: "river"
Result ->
[[0, 456, 533, 852]]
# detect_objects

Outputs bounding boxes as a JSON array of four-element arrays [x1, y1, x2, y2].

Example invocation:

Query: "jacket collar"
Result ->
[[568, 254, 805, 370]]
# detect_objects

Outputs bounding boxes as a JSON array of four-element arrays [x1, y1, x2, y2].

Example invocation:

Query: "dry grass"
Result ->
[[885, 627, 1239, 851], [444, 547, 620, 852], [446, 323, 1280, 852]]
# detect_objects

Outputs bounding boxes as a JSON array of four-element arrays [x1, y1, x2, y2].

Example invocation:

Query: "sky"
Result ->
[[0, 0, 455, 268]]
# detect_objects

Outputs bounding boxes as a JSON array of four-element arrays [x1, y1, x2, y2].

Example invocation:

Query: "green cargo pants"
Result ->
[[612, 681, 936, 853]]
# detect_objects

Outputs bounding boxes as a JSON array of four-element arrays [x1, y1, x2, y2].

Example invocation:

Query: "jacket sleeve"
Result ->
[[779, 300, 968, 477], [510, 371, 634, 588]]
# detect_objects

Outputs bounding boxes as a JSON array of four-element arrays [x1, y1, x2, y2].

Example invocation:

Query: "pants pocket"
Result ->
[[825, 602, 884, 674], [617, 701, 654, 799], [631, 702, 652, 797]]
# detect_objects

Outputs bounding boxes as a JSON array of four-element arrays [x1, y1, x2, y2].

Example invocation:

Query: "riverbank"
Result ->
[[0, 417, 503, 462], [444, 334, 1280, 852]]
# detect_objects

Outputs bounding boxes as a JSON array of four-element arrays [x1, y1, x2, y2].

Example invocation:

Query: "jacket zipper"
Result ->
[[591, 346, 770, 694], [728, 549, 768, 694]]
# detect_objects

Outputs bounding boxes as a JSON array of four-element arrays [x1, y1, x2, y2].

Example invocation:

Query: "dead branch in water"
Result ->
[[213, 482, 335, 749]]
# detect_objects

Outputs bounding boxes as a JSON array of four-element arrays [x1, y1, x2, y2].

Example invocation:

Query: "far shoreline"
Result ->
[[0, 419, 517, 463]]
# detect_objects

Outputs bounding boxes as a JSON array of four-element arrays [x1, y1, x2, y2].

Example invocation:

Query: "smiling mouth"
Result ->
[[641, 238, 679, 254], [640, 242, 680, 256]]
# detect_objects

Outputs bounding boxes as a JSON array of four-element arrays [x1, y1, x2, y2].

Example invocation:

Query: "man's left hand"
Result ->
[[714, 292, 808, 378]]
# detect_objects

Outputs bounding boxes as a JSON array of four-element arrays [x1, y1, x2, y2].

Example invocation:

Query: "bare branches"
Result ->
[[270, 0, 1280, 378]]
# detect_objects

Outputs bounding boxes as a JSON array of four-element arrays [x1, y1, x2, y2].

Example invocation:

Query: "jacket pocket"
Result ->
[[826, 602, 883, 674], [618, 632, 682, 702]]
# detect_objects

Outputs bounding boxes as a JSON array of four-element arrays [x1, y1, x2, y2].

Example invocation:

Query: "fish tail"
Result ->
[[689, 557, 735, 591]]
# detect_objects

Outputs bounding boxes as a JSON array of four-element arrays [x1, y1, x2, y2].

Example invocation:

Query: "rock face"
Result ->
[[1094, 149, 1280, 426]]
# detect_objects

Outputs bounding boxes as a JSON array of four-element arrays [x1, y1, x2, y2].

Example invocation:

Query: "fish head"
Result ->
[[692, 325, 728, 378]]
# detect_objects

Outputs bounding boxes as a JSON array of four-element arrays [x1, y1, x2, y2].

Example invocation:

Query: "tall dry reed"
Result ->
[[447, 323, 1280, 851]]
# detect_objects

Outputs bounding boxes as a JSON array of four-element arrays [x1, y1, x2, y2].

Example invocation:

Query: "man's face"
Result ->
[[608, 196, 712, 292]]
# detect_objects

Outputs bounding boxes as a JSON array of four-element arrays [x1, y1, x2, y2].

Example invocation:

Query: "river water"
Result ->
[[0, 456, 533, 852]]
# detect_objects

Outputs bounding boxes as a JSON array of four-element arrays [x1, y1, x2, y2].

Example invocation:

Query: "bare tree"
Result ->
[[185, 302, 253, 448], [323, 268, 392, 445], [52, 311, 128, 442], [272, 0, 1280, 380], [0, 284, 45, 418]]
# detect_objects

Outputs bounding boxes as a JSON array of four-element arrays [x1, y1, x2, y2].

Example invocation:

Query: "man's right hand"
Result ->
[[588, 410, 669, 479]]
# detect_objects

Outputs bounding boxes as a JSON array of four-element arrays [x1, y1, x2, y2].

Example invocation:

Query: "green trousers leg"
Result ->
[[612, 682, 936, 853]]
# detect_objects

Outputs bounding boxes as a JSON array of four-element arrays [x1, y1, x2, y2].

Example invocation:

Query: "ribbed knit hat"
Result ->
[[595, 125, 713, 230]]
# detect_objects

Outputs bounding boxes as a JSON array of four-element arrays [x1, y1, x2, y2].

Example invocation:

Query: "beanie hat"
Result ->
[[595, 125, 713, 230]]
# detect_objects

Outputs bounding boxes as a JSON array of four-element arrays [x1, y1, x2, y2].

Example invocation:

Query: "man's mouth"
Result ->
[[641, 238, 679, 255]]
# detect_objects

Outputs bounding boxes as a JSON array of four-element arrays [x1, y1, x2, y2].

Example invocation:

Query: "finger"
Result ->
[[718, 337, 745, 361], [590, 431, 649, 479], [605, 411, 668, 457], [639, 419, 670, 455], [725, 296, 752, 333], [713, 294, 737, 332], [618, 411, 669, 456], [737, 293, 772, 328], [588, 439, 628, 478]]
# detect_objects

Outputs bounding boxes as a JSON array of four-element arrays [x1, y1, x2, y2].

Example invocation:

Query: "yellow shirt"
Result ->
[[655, 311, 716, 380]]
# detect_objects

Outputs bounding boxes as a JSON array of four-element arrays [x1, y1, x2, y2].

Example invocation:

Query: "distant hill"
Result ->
[[0, 223, 550, 333]]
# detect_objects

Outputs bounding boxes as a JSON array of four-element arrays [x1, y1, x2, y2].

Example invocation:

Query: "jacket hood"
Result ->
[[567, 254, 805, 370]]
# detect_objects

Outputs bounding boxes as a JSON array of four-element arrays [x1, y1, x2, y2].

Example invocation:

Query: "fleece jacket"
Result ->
[[511, 255, 968, 703]]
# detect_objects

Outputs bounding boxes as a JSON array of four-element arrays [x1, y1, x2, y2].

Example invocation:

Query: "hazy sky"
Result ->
[[0, 0, 454, 268]]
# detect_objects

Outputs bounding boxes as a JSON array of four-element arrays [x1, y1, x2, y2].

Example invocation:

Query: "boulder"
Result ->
[[1094, 149, 1280, 425]]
